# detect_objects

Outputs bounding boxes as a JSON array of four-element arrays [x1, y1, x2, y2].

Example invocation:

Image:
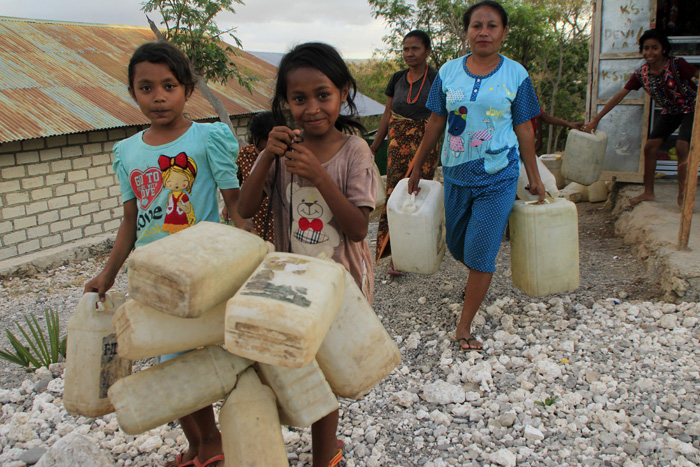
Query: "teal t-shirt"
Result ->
[[113, 122, 239, 248]]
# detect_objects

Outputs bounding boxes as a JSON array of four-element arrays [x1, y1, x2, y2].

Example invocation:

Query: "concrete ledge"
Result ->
[[612, 180, 700, 302], [0, 234, 115, 279]]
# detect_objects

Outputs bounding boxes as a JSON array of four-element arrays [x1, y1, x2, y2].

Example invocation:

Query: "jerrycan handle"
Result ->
[[523, 192, 556, 206], [401, 193, 418, 214], [78, 292, 123, 314]]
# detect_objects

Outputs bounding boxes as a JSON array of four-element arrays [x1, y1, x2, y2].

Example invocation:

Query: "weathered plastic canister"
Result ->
[[540, 154, 565, 189], [369, 163, 386, 222], [387, 178, 445, 274], [316, 269, 401, 399], [113, 299, 226, 361], [225, 252, 345, 368], [517, 156, 560, 200], [561, 129, 608, 186], [509, 198, 579, 296], [127, 221, 268, 318], [108, 346, 251, 434], [587, 180, 610, 203], [256, 360, 338, 428], [219, 368, 289, 467], [64, 292, 130, 418], [559, 182, 588, 203]]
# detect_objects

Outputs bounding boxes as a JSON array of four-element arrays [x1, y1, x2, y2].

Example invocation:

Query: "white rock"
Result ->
[[535, 359, 562, 381], [465, 391, 481, 402], [590, 381, 607, 395], [488, 448, 517, 467], [138, 435, 163, 452], [524, 425, 544, 441], [391, 390, 419, 408], [659, 314, 678, 329], [35, 433, 112, 467], [421, 380, 466, 405], [46, 379, 64, 394], [404, 332, 421, 350], [682, 316, 698, 328]]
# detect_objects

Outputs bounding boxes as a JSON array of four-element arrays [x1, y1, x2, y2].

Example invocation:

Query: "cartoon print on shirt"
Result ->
[[159, 152, 198, 234], [287, 182, 340, 258], [447, 106, 468, 157], [468, 117, 495, 156]]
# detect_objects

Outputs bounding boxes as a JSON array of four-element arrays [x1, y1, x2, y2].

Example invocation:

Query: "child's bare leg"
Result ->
[[456, 268, 493, 350], [630, 138, 663, 206], [190, 405, 223, 465], [676, 140, 690, 207], [311, 409, 340, 466], [165, 415, 199, 467]]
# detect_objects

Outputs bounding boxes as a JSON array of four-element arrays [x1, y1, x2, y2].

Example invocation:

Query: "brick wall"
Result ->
[[0, 116, 252, 263]]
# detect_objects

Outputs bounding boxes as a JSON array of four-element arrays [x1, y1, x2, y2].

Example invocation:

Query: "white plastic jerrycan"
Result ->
[[316, 269, 401, 399], [127, 221, 268, 318], [540, 153, 565, 189], [113, 299, 226, 361], [220, 368, 289, 467], [561, 129, 608, 186], [256, 360, 339, 428], [64, 292, 130, 418], [509, 197, 579, 297], [387, 178, 445, 274], [108, 346, 251, 435], [225, 252, 345, 368], [517, 156, 560, 201], [369, 162, 386, 222]]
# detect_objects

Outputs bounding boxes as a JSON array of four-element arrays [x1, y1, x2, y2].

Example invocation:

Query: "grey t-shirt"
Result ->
[[386, 67, 438, 121]]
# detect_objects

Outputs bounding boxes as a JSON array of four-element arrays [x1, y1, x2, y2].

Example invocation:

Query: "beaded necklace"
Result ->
[[406, 68, 428, 104]]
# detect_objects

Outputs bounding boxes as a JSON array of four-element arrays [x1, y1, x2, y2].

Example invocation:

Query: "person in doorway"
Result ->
[[584, 28, 698, 206], [371, 30, 441, 275], [407, 0, 545, 351]]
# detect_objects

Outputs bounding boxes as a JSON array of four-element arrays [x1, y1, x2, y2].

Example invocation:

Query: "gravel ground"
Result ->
[[2, 202, 699, 466]]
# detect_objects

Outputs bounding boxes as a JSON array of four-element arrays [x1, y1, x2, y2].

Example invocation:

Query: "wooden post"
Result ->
[[678, 96, 700, 250]]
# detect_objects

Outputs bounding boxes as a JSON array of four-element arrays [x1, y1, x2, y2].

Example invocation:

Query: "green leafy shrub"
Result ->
[[0, 309, 67, 371]]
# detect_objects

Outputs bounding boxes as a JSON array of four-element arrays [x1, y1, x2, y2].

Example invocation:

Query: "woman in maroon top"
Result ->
[[585, 29, 698, 206]]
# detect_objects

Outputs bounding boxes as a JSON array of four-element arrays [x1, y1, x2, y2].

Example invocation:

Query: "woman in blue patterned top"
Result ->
[[408, 0, 545, 351]]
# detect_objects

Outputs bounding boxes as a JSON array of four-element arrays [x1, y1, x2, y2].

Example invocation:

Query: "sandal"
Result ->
[[457, 336, 483, 352], [193, 454, 224, 467], [168, 453, 195, 467], [329, 439, 344, 467]]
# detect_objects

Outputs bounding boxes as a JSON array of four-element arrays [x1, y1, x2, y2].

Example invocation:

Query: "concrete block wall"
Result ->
[[0, 116, 252, 264]]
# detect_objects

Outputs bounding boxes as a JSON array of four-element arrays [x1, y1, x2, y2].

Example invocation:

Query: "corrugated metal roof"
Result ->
[[0, 16, 278, 143]]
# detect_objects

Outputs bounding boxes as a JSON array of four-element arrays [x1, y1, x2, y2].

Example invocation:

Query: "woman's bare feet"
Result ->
[[629, 192, 655, 206]]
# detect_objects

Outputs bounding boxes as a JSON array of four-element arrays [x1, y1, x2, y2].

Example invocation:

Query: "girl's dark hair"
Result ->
[[404, 30, 431, 50], [272, 42, 365, 135], [247, 111, 281, 146], [463, 0, 508, 30], [639, 29, 672, 56], [128, 41, 197, 96]]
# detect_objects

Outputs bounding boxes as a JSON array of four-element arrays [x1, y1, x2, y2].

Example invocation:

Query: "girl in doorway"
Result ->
[[238, 42, 378, 466], [84, 41, 245, 467], [585, 29, 698, 206]]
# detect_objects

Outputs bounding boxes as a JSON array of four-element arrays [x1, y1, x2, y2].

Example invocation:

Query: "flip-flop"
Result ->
[[169, 453, 195, 467], [194, 454, 224, 467], [457, 336, 483, 352], [387, 269, 403, 276], [329, 439, 344, 467]]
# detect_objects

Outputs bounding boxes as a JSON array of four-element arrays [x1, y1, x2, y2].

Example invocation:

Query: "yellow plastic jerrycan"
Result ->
[[113, 299, 227, 361], [386, 178, 445, 274], [108, 346, 251, 435], [127, 221, 268, 318], [225, 252, 345, 368], [509, 197, 579, 297], [256, 360, 338, 428], [562, 129, 608, 186], [316, 269, 401, 399], [219, 368, 289, 467], [64, 292, 130, 418]]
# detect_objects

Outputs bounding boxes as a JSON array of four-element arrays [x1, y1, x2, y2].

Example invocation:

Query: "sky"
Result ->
[[0, 0, 390, 59]]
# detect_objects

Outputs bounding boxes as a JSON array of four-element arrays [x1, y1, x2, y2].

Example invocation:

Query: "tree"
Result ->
[[142, 0, 256, 132]]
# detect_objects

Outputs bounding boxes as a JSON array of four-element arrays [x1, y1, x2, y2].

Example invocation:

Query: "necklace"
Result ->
[[406, 68, 428, 104]]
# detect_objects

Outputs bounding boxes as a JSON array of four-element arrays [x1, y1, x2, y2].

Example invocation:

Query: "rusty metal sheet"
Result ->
[[0, 16, 278, 143]]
